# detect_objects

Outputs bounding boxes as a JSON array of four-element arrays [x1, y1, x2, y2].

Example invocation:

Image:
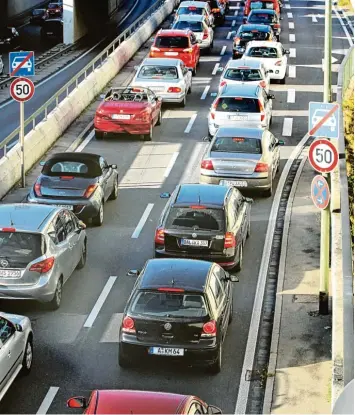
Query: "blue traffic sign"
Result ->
[[308, 102, 339, 139], [9, 51, 35, 77], [311, 175, 330, 210]]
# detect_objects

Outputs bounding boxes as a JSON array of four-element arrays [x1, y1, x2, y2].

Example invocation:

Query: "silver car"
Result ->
[[0, 312, 33, 401], [172, 14, 214, 51], [207, 83, 274, 137], [200, 126, 284, 196], [0, 204, 87, 309]]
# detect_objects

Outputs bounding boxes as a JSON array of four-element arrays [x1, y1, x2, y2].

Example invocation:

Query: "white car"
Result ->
[[0, 312, 33, 401], [312, 109, 336, 132], [172, 14, 214, 51], [11, 56, 33, 72], [243, 41, 290, 84], [218, 58, 270, 94], [131, 58, 192, 107], [174, 1, 215, 27]]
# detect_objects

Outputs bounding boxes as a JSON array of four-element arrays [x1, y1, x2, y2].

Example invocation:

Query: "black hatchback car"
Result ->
[[119, 258, 239, 373], [155, 184, 252, 271], [41, 18, 63, 43], [246, 9, 281, 41], [231, 24, 275, 59], [27, 152, 119, 226]]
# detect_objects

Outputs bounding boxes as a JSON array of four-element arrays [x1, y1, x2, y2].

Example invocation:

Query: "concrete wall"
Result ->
[[8, 0, 46, 18]]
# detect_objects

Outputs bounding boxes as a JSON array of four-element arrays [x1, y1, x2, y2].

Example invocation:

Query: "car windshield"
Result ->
[[215, 97, 260, 113], [248, 12, 274, 23], [240, 30, 269, 40], [130, 291, 208, 318], [174, 21, 204, 32], [246, 47, 279, 58], [166, 207, 225, 231], [138, 65, 178, 79], [42, 160, 102, 178], [155, 36, 189, 48], [178, 7, 204, 15], [0, 232, 44, 268], [211, 136, 262, 154], [224, 68, 262, 81]]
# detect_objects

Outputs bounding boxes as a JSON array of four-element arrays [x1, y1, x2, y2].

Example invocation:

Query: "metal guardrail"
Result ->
[[0, 0, 167, 155]]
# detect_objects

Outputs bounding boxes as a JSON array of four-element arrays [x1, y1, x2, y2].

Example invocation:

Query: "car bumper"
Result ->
[[268, 68, 286, 79], [200, 174, 271, 190], [158, 92, 185, 103], [208, 120, 265, 136], [94, 120, 151, 135], [199, 39, 212, 49]]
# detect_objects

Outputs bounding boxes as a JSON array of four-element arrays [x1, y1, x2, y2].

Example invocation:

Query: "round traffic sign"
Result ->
[[10, 77, 35, 102], [308, 139, 339, 173], [311, 174, 330, 210]]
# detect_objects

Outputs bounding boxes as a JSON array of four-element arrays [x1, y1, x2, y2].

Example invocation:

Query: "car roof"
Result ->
[[225, 58, 263, 69], [156, 29, 191, 37], [180, 1, 207, 7], [239, 24, 271, 32], [246, 40, 281, 48], [46, 152, 101, 163], [249, 8, 276, 14], [142, 57, 181, 66], [139, 259, 212, 292], [215, 126, 264, 139], [221, 83, 260, 97], [0, 204, 58, 232], [174, 183, 229, 207], [176, 14, 205, 22]]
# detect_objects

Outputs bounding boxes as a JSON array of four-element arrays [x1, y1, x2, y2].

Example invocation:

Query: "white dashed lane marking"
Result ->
[[201, 85, 211, 100], [131, 204, 154, 239], [288, 65, 296, 78], [226, 31, 232, 39], [36, 387, 60, 415], [290, 48, 296, 58], [212, 63, 220, 75], [282, 118, 293, 136], [289, 33, 296, 42], [289, 22, 295, 29], [287, 12, 293, 18], [184, 113, 198, 132], [220, 46, 227, 55], [287, 89, 296, 103]]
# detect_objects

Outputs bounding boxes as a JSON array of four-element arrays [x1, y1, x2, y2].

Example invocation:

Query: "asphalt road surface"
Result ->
[[0, 0, 352, 413]]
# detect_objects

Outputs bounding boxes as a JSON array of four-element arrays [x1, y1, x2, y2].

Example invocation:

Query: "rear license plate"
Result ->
[[112, 114, 130, 120], [0, 270, 21, 278], [54, 204, 73, 210], [149, 347, 184, 356], [150, 87, 164, 91], [229, 115, 248, 121], [181, 239, 208, 247], [220, 180, 248, 187], [164, 52, 178, 56]]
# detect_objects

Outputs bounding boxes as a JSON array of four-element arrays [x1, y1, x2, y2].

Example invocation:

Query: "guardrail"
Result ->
[[0, 0, 167, 155]]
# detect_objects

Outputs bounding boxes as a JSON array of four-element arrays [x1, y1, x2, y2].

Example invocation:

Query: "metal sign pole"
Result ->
[[20, 100, 25, 188]]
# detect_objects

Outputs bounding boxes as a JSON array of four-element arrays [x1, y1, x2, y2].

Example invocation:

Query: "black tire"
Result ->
[[109, 178, 118, 200], [188, 83, 192, 94], [48, 277, 63, 310], [118, 350, 130, 368], [209, 343, 222, 374], [192, 66, 197, 76], [92, 202, 104, 226], [143, 124, 153, 141], [246, 219, 251, 239], [279, 75, 286, 84], [264, 181, 273, 197], [179, 94, 187, 108], [95, 130, 104, 140], [21, 338, 33, 375], [76, 241, 87, 270], [235, 244, 243, 272], [276, 35, 280, 42], [269, 115, 273, 127], [156, 110, 162, 125]]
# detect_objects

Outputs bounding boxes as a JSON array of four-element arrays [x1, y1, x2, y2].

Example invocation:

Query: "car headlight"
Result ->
[[6, 38, 11, 42]]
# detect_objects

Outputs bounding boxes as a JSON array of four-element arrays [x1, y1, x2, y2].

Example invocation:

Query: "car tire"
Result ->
[[76, 241, 87, 270], [48, 277, 63, 311], [156, 110, 162, 125], [276, 35, 280, 42], [264, 180, 273, 197], [209, 343, 222, 374], [192, 65, 197, 76], [235, 244, 243, 272], [21, 338, 33, 375], [179, 94, 187, 108], [95, 130, 104, 140], [188, 83, 192, 94], [279, 75, 286, 84], [118, 350, 131, 368], [109, 178, 119, 200], [143, 124, 153, 141], [92, 202, 104, 226], [228, 301, 233, 324], [246, 219, 251, 239]]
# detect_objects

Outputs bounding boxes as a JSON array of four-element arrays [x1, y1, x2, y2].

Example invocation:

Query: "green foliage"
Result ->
[[338, 0, 354, 11]]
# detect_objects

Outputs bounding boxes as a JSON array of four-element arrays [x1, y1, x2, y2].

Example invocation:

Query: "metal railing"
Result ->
[[0, 0, 167, 155]]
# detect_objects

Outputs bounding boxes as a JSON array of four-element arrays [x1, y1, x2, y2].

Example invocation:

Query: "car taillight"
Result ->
[[34, 181, 42, 197], [29, 257, 55, 274], [167, 87, 181, 93], [259, 80, 266, 88], [233, 37, 240, 45], [122, 316, 136, 334], [201, 320, 217, 337], [275, 60, 282, 66], [258, 100, 265, 122], [224, 232, 236, 248], [203, 30, 209, 40], [155, 227, 165, 244], [201, 159, 214, 170], [220, 81, 227, 88], [1, 227, 16, 232], [254, 162, 269, 173], [60, 176, 74, 180], [83, 184, 98, 199], [212, 8, 220, 12], [135, 110, 149, 121], [274, 24, 281, 28], [150, 46, 160, 52], [183, 48, 193, 53]]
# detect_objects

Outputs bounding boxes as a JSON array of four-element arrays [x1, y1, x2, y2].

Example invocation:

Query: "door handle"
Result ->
[[7, 351, 11, 358]]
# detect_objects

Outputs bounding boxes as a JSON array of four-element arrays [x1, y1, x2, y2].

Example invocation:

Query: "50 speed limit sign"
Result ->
[[308, 139, 339, 173], [10, 77, 35, 102]]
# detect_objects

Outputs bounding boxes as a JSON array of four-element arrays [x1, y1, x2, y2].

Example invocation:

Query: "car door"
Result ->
[[60, 210, 81, 275], [49, 214, 72, 279], [99, 157, 114, 201], [147, 90, 160, 123], [209, 270, 228, 340]]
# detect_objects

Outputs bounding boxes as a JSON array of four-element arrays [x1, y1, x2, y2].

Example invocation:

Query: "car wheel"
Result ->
[[109, 178, 119, 200], [188, 83, 192, 94], [21, 338, 33, 375], [92, 202, 104, 226], [279, 75, 286, 84], [48, 277, 63, 310], [192, 65, 197, 76], [209, 343, 222, 374], [179, 94, 187, 108], [247, 219, 251, 239], [235, 244, 243, 272], [228, 301, 233, 324], [264, 180, 273, 197], [118, 349, 131, 368], [156, 110, 162, 125], [76, 241, 87, 270], [276, 35, 280, 42], [95, 130, 104, 140], [210, 40, 214, 51], [269, 115, 273, 127], [143, 123, 153, 141]]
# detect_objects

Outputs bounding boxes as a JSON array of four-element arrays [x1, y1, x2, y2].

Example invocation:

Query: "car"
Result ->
[[41, 18, 63, 43], [0, 27, 20, 50], [131, 58, 192, 107], [243, 0, 281, 22], [218, 58, 270, 94], [0, 204, 87, 309], [11, 56, 33, 73], [174, 1, 215, 27], [207, 0, 226, 25], [246, 9, 281, 41], [0, 312, 33, 401], [119, 258, 240, 373], [230, 24, 275, 59], [149, 29, 200, 75], [47, 1, 63, 17], [27, 152, 119, 226], [312, 109, 336, 132], [208, 83, 275, 136], [200, 126, 284, 196], [244, 41, 290, 83], [67, 390, 223, 414], [154, 184, 252, 270], [172, 15, 214, 52], [30, 8, 47, 24], [94, 86, 163, 141]]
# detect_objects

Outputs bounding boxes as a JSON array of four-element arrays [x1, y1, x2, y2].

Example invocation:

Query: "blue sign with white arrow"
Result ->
[[311, 175, 330, 210]]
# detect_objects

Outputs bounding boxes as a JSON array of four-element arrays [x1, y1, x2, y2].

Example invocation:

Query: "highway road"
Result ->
[[0, 0, 352, 413]]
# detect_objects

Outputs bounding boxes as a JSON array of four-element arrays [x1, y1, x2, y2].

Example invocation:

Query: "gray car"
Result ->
[[200, 126, 284, 197], [0, 312, 33, 401], [0, 204, 87, 309]]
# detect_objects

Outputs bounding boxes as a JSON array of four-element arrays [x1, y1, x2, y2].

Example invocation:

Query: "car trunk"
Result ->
[[131, 79, 181, 94], [99, 101, 150, 121], [210, 152, 261, 177], [39, 176, 96, 198], [214, 97, 261, 125]]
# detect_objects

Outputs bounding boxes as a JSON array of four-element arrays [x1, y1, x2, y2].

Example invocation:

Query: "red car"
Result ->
[[243, 0, 280, 21], [94, 86, 163, 141], [149, 29, 200, 75], [47, 2, 63, 17], [67, 390, 222, 414]]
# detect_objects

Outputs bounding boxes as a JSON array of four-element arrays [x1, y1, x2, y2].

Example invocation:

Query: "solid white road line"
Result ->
[[131, 203, 154, 239], [285, 4, 291, 8], [212, 63, 220, 75], [184, 113, 198, 133], [290, 48, 296, 58], [288, 65, 296, 78], [289, 22, 295, 29], [220, 45, 227, 56], [75, 130, 95, 152], [289, 33, 296, 42], [287, 89, 296, 103], [282, 118, 293, 136], [36, 387, 60, 414], [287, 12, 293, 19], [84, 277, 117, 327], [232, 20, 236, 26], [200, 86, 211, 100], [312, 14, 318, 23], [226, 31, 232, 39], [164, 152, 179, 178]]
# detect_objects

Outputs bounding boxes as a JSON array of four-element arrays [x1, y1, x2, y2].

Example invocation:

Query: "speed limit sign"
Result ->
[[10, 77, 35, 102], [308, 139, 339, 173]]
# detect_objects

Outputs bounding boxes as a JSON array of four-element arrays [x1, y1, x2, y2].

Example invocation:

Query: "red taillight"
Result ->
[[183, 48, 193, 53], [190, 205, 207, 209], [134, 110, 149, 121], [60, 176, 74, 180], [254, 162, 269, 173], [155, 227, 165, 244], [259, 80, 266, 88], [258, 100, 265, 122], [1, 227, 16, 232], [34, 182, 42, 197], [201, 159, 214, 170], [167, 87, 181, 93], [150, 46, 160, 52], [212, 8, 220, 12], [274, 24, 281, 28], [220, 80, 227, 88], [83, 184, 98, 199], [158, 287, 185, 292], [202, 320, 217, 337], [234, 37, 241, 44], [122, 316, 136, 334], [203, 30, 209, 40], [29, 257, 55, 274], [224, 232, 236, 249]]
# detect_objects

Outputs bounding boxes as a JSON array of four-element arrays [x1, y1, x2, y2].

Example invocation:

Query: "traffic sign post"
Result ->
[[308, 139, 339, 173], [9, 51, 35, 77], [10, 77, 35, 188]]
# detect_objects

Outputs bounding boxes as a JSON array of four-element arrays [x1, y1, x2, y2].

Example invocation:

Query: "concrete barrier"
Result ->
[[0, 0, 175, 200]]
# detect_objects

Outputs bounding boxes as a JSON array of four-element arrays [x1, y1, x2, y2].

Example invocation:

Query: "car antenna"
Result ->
[[9, 212, 14, 227], [171, 278, 175, 286], [198, 195, 201, 205]]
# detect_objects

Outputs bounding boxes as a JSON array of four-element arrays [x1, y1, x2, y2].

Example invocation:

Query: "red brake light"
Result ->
[[183, 48, 193, 53], [190, 205, 207, 209], [158, 287, 185, 292], [220, 81, 227, 87], [212, 8, 220, 12], [34, 182, 42, 197], [275, 60, 282, 66], [202, 320, 217, 337], [224, 232, 236, 248], [238, 66, 250, 69], [155, 227, 165, 244], [1, 227, 16, 232], [60, 176, 74, 180], [83, 184, 98, 199], [167, 87, 182, 93], [122, 316, 136, 334], [254, 162, 269, 172], [203, 30, 209, 39], [234, 37, 240, 44], [259, 80, 266, 88], [273, 24, 280, 28], [201, 159, 214, 170], [150, 46, 160, 52], [29, 257, 55, 274]]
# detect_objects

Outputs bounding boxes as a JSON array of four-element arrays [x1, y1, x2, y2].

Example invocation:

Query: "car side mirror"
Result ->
[[284, 49, 290, 55], [67, 397, 87, 409], [225, 272, 239, 282], [217, 66, 224, 72], [160, 192, 171, 198], [244, 197, 254, 204], [156, 96, 163, 102], [15, 324, 22, 332], [78, 220, 86, 230], [111, 164, 117, 169], [203, 136, 211, 142], [207, 405, 223, 414], [278, 139, 285, 145], [267, 94, 275, 100], [127, 269, 140, 277], [39, 161, 46, 166]]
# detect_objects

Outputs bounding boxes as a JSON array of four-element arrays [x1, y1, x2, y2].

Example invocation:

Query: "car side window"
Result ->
[[190, 34, 197, 45], [69, 212, 80, 229], [0, 317, 15, 347], [53, 215, 67, 243], [99, 157, 109, 172], [61, 210, 75, 234], [214, 265, 228, 291], [209, 272, 225, 307], [227, 194, 237, 227]]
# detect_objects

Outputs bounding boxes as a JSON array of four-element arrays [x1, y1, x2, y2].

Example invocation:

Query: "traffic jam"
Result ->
[[0, 0, 313, 413]]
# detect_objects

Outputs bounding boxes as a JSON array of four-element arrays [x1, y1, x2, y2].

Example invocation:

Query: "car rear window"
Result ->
[[240, 30, 269, 41], [251, 1, 275, 10], [138, 65, 178, 79], [215, 97, 260, 113], [224, 68, 262, 81], [174, 21, 204, 32], [155, 36, 189, 48], [246, 46, 279, 58], [130, 291, 208, 318], [166, 207, 225, 231], [0, 232, 45, 268], [178, 6, 204, 15], [42, 160, 102, 178], [248, 12, 274, 23], [211, 136, 262, 154]]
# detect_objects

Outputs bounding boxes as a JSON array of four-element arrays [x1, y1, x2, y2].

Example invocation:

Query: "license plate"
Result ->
[[150, 87, 164, 91], [229, 115, 248, 121], [149, 347, 184, 356], [165, 52, 178, 56], [181, 239, 208, 247], [0, 270, 21, 278], [112, 114, 130, 120], [54, 204, 73, 210], [220, 180, 248, 187]]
